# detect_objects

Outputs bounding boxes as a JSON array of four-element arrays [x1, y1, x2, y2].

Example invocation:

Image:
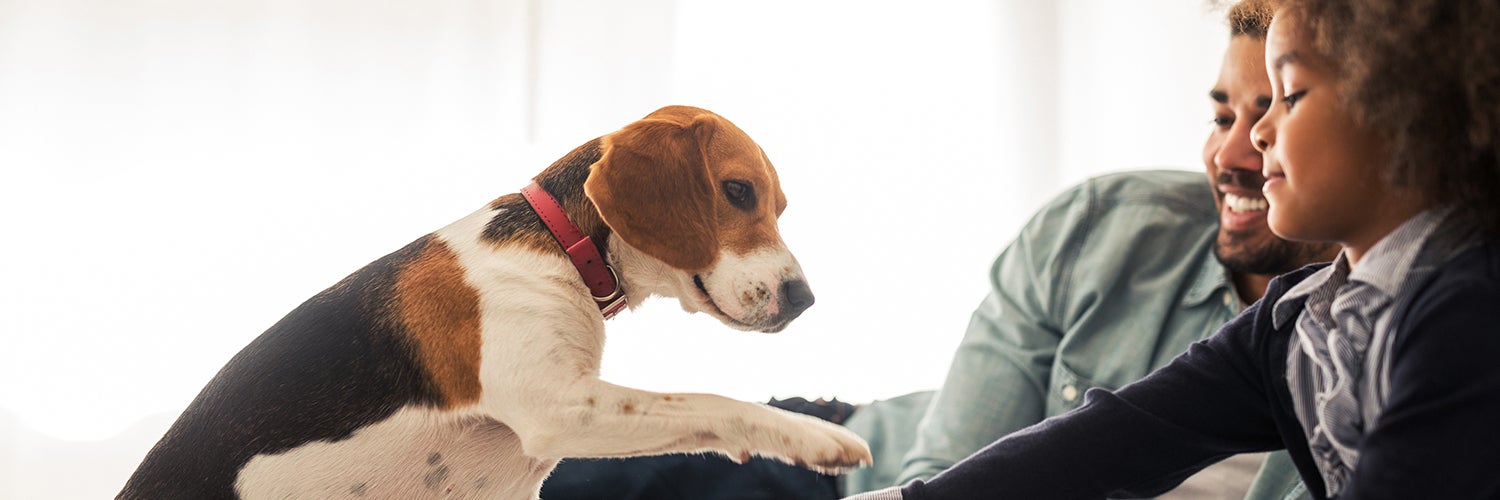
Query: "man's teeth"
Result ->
[[1225, 193, 1269, 213]]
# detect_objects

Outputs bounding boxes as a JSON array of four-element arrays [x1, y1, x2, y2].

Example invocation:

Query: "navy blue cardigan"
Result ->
[[901, 242, 1500, 500]]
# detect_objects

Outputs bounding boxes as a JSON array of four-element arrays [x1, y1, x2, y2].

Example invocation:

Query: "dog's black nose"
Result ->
[[780, 279, 815, 318]]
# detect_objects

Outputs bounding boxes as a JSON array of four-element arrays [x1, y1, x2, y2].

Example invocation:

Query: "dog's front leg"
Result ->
[[492, 378, 871, 474]]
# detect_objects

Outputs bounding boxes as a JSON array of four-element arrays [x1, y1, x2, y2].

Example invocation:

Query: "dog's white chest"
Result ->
[[233, 406, 555, 500]]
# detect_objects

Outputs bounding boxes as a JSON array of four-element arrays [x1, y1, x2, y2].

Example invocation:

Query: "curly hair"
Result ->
[[1276, 0, 1500, 241], [1226, 0, 1275, 39]]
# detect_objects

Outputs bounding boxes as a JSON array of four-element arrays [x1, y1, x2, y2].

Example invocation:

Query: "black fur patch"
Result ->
[[482, 193, 544, 243], [119, 237, 446, 499], [535, 139, 602, 204], [482, 139, 604, 245]]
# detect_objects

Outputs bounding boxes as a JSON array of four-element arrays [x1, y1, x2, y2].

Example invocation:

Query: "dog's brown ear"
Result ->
[[586, 114, 720, 271]]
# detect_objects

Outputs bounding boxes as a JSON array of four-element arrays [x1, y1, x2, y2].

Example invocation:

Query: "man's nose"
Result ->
[[1216, 120, 1264, 171]]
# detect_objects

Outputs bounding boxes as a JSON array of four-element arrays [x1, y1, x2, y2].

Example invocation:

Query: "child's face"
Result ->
[[1252, 12, 1404, 257]]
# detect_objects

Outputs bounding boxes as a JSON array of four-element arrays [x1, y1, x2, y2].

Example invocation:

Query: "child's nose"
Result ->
[[1251, 110, 1276, 153]]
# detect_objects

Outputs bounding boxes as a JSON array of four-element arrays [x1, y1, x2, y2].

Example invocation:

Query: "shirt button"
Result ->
[[1062, 384, 1079, 402], [1223, 292, 1235, 308]]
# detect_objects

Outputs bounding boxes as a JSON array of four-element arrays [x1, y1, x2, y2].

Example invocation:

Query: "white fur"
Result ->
[[694, 245, 806, 331], [232, 204, 869, 500], [608, 238, 808, 332], [235, 407, 544, 500]]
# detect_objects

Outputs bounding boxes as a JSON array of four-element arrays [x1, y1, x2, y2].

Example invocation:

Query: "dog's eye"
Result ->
[[722, 180, 756, 209]]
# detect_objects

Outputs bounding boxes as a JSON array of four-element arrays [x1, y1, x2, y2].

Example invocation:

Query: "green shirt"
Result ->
[[843, 170, 1308, 500]]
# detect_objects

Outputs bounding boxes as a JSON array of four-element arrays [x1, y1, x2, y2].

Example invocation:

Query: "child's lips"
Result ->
[[1261, 158, 1286, 196], [1262, 172, 1286, 194]]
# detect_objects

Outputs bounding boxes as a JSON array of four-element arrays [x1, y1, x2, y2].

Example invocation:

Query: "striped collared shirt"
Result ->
[[1271, 208, 1453, 497]]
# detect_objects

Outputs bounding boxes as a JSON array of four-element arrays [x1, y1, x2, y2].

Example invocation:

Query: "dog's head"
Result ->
[[585, 105, 812, 333]]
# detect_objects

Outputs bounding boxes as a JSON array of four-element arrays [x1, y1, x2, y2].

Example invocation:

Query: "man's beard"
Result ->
[[1211, 169, 1335, 275], [1214, 230, 1334, 275]]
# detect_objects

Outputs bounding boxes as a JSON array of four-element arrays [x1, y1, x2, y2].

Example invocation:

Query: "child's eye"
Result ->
[[1213, 115, 1234, 129], [1282, 90, 1307, 110]]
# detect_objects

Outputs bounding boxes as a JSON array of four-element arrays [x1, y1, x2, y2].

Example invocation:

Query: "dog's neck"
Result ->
[[532, 139, 612, 252]]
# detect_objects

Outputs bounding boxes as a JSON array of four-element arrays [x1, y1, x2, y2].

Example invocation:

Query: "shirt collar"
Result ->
[[1271, 207, 1449, 328], [1347, 208, 1449, 296], [1273, 253, 1349, 329]]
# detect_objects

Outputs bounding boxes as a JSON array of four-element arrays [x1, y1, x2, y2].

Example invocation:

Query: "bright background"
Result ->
[[1, 0, 1230, 497]]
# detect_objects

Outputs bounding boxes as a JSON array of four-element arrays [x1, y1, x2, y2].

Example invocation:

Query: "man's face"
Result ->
[[1203, 35, 1336, 275]]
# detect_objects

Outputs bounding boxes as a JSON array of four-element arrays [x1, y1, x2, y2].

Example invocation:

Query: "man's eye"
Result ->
[[722, 180, 756, 209]]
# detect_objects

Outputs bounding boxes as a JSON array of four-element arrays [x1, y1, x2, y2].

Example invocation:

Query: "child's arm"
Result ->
[[896, 295, 1292, 499]]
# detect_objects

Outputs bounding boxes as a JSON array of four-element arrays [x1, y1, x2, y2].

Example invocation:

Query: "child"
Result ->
[[846, 0, 1500, 498]]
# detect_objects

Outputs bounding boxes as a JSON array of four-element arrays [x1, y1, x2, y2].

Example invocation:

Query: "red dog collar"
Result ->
[[520, 182, 627, 319]]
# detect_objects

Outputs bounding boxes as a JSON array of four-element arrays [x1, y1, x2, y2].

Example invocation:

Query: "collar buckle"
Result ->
[[593, 266, 627, 319], [520, 181, 627, 319]]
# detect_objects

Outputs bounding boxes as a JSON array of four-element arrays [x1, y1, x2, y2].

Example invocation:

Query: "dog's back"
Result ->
[[121, 236, 490, 499]]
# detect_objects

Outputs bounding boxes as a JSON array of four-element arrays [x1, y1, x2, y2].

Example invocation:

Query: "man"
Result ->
[[862, 4, 1329, 499], [545, 1, 1330, 498]]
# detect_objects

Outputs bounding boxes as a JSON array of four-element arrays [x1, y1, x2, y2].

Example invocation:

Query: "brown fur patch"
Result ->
[[584, 106, 792, 270], [394, 238, 484, 408], [701, 130, 786, 257], [586, 116, 719, 271]]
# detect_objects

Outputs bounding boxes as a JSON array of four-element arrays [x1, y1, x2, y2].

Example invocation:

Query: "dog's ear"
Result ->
[[586, 114, 720, 271]]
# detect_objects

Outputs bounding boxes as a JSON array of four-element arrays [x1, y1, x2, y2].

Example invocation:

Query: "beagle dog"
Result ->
[[119, 105, 871, 499]]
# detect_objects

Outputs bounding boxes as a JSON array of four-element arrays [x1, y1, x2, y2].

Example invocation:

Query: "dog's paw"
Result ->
[[754, 409, 873, 474]]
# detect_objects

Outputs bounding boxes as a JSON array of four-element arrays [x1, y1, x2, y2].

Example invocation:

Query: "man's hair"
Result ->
[[1276, 0, 1500, 241], [1227, 0, 1274, 39]]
